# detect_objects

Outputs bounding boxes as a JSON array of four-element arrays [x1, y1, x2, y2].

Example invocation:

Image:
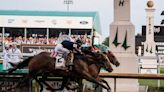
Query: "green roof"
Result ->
[[0, 10, 101, 34]]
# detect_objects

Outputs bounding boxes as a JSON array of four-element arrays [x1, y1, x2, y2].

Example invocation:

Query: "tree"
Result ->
[[102, 37, 109, 46]]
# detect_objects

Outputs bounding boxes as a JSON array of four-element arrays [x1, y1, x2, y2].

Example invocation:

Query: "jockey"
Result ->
[[51, 38, 83, 70], [61, 39, 83, 54]]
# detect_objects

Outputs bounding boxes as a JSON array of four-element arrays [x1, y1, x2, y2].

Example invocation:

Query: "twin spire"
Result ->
[[112, 27, 130, 50]]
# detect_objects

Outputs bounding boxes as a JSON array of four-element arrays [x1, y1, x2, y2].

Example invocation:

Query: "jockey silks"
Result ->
[[61, 40, 74, 51]]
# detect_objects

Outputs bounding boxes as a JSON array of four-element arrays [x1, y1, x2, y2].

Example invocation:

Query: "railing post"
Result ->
[[157, 53, 160, 88], [114, 78, 116, 92], [138, 56, 141, 73]]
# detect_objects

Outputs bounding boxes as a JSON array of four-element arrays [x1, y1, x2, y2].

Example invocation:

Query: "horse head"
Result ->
[[95, 52, 113, 72], [103, 50, 120, 67]]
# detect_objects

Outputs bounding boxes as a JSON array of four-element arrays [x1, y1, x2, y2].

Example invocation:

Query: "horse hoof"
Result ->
[[107, 89, 111, 92]]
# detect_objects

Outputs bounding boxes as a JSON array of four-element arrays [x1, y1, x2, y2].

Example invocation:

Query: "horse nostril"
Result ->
[[116, 62, 120, 67], [110, 69, 113, 72]]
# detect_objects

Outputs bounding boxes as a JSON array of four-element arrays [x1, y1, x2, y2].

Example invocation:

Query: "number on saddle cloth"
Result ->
[[55, 56, 66, 69]]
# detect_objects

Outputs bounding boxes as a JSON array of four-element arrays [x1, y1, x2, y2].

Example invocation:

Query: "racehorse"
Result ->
[[105, 50, 120, 67], [8, 50, 119, 92], [83, 50, 120, 91]]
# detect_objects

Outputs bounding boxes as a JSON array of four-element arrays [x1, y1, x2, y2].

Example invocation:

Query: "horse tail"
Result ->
[[8, 56, 34, 74]]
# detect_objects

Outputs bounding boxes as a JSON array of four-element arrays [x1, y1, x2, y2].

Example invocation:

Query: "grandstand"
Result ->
[[0, 10, 102, 53]]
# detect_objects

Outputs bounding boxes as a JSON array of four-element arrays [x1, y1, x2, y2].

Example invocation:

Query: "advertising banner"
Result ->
[[0, 16, 93, 29]]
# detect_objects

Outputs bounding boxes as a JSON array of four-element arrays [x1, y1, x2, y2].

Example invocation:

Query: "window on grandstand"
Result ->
[[49, 28, 69, 37], [5, 27, 24, 37], [71, 29, 91, 35], [27, 28, 46, 38]]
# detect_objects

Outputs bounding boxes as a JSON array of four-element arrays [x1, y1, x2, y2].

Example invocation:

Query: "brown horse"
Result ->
[[8, 51, 117, 92], [105, 50, 120, 67], [84, 50, 120, 91]]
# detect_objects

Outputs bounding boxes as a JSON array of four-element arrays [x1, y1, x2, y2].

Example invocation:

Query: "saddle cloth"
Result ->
[[55, 56, 66, 69]]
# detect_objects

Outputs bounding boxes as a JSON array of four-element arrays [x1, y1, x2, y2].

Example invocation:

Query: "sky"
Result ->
[[0, 0, 163, 41]]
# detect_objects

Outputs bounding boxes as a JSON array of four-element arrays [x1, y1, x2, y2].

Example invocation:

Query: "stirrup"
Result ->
[[68, 62, 74, 66]]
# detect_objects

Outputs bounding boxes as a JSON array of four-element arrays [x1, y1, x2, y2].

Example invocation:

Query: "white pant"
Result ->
[[3, 60, 12, 70]]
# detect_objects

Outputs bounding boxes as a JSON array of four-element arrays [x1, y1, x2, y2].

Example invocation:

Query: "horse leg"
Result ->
[[29, 70, 44, 92], [33, 76, 44, 92], [61, 77, 70, 90], [39, 77, 57, 91], [94, 79, 111, 92], [94, 83, 99, 92], [100, 79, 111, 91], [82, 71, 111, 92], [76, 78, 83, 92], [39, 72, 57, 91]]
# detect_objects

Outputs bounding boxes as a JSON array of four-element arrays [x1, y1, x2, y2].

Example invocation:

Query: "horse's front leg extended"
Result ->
[[99, 79, 111, 91], [33, 76, 44, 92], [82, 71, 111, 92]]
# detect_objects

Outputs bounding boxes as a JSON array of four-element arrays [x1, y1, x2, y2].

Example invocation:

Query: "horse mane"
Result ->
[[81, 47, 101, 58], [78, 48, 103, 65]]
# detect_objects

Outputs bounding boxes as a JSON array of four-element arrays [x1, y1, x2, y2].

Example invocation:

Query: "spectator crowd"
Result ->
[[0, 35, 92, 46]]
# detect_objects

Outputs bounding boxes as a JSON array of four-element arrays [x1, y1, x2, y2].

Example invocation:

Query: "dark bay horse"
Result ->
[[85, 50, 120, 91], [8, 51, 119, 92], [105, 50, 120, 67]]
